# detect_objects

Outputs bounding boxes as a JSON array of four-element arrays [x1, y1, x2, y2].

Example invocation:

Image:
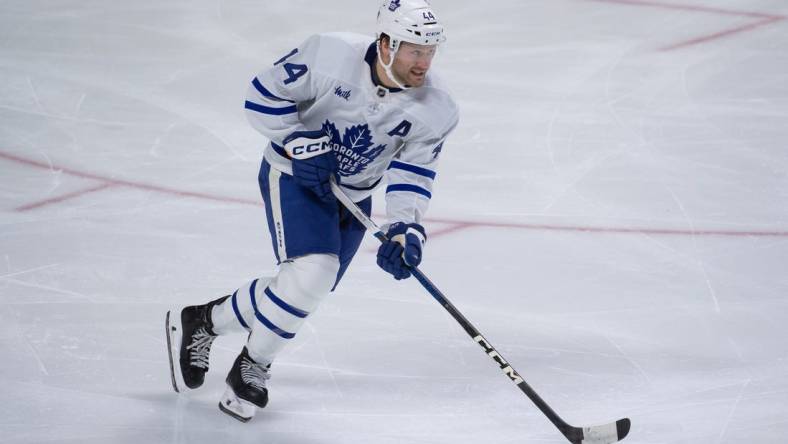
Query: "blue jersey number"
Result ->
[[282, 63, 308, 85], [274, 48, 308, 85]]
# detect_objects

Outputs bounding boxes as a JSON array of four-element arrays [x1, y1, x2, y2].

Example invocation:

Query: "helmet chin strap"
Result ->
[[376, 39, 411, 91]]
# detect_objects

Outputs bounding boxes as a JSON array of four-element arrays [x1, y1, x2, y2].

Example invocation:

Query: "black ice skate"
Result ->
[[165, 296, 228, 392], [218, 347, 271, 422]]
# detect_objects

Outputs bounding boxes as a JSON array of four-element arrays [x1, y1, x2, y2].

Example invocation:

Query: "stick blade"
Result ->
[[575, 418, 630, 444]]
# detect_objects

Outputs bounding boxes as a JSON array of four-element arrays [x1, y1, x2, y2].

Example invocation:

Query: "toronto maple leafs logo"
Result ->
[[389, 0, 401, 12], [323, 120, 386, 177]]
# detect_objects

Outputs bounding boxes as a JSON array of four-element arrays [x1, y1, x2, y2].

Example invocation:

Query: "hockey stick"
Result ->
[[330, 180, 630, 444]]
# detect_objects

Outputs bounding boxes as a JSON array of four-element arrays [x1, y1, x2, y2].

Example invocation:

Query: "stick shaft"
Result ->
[[329, 181, 574, 435]]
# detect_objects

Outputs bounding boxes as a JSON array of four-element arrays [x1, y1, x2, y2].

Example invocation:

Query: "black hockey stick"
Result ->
[[330, 180, 630, 444]]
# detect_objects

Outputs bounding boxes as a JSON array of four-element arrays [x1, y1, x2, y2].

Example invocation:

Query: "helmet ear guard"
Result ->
[[383, 34, 400, 52], [377, 32, 408, 55]]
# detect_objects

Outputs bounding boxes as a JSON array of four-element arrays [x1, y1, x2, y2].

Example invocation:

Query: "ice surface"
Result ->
[[1, 0, 788, 443]]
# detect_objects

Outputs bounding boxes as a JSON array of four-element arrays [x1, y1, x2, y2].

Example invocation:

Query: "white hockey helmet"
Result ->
[[376, 0, 446, 50]]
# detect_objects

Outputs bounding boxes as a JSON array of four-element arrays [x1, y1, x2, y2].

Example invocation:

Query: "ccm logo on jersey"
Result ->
[[474, 335, 524, 384], [284, 136, 332, 160]]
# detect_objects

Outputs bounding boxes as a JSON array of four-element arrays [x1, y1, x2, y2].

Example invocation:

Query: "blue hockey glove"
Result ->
[[377, 222, 426, 280], [283, 130, 338, 202]]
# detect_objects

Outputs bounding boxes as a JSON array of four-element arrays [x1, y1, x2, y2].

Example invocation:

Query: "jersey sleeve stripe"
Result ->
[[388, 160, 437, 179], [245, 100, 298, 116], [252, 78, 295, 103], [249, 279, 296, 339], [386, 184, 432, 199], [264, 287, 309, 318]]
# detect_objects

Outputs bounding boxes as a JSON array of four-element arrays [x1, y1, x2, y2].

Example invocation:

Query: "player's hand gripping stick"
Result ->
[[376, 222, 426, 280], [283, 130, 338, 202]]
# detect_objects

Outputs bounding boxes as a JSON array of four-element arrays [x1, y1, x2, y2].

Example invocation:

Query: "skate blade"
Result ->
[[218, 385, 257, 423], [165, 310, 187, 393]]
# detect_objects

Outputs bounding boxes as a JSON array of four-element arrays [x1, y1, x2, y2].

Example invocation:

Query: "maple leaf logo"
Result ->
[[323, 120, 341, 144], [342, 125, 373, 152], [322, 120, 386, 177]]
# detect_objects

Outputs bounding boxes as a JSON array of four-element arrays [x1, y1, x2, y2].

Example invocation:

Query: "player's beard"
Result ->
[[391, 63, 427, 88]]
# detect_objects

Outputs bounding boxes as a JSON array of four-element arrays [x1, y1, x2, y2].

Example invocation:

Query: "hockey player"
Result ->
[[165, 0, 458, 422]]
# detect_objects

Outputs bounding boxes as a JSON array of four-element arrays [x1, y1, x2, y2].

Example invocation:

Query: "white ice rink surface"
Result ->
[[2, 0, 788, 443]]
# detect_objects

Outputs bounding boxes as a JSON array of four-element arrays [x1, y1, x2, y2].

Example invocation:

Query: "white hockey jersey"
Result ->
[[244, 32, 459, 225]]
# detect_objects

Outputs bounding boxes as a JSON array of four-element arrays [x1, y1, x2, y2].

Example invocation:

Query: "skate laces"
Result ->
[[240, 357, 271, 391], [186, 327, 216, 370]]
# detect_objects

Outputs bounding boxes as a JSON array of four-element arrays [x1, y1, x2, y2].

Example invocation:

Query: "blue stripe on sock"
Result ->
[[250, 279, 296, 339], [231, 290, 250, 330], [265, 287, 309, 318]]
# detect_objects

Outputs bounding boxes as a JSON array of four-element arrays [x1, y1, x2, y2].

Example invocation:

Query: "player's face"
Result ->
[[391, 42, 437, 87]]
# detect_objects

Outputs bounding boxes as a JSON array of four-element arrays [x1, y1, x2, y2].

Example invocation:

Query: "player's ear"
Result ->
[[378, 34, 391, 62]]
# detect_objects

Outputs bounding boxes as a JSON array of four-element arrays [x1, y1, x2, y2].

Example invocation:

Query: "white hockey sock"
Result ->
[[246, 254, 339, 363], [210, 277, 272, 335]]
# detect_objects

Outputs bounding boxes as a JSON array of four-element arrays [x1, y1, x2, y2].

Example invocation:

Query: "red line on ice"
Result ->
[[583, 0, 781, 19], [581, 0, 786, 51], [16, 182, 115, 211], [0, 151, 259, 207], [422, 217, 788, 239], [658, 16, 785, 51], [426, 222, 478, 239], [2, 150, 787, 238]]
